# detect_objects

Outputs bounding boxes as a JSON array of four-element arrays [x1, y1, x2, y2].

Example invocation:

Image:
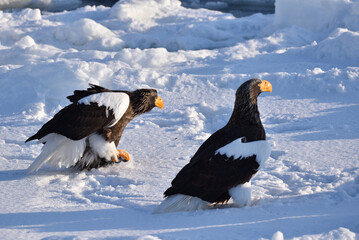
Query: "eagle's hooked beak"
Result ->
[[155, 96, 164, 110], [259, 80, 272, 92]]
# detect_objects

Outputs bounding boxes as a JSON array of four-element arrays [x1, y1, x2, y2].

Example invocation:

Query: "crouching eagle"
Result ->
[[26, 84, 164, 173], [154, 79, 272, 213]]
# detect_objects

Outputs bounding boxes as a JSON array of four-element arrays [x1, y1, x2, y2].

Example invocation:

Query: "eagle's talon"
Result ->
[[117, 149, 130, 162]]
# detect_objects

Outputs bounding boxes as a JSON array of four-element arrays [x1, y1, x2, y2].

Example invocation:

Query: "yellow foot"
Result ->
[[117, 149, 130, 162]]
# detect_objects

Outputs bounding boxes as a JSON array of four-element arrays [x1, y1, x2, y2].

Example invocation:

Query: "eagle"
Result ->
[[154, 78, 272, 213], [26, 84, 164, 173]]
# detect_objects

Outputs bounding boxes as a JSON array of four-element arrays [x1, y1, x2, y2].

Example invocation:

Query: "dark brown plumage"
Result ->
[[26, 84, 164, 172], [158, 79, 272, 211]]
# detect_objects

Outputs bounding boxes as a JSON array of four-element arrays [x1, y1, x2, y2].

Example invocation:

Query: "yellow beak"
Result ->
[[155, 96, 164, 110], [259, 80, 272, 92]]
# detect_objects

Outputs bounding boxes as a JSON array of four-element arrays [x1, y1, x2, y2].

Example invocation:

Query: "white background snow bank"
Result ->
[[275, 0, 359, 32], [0, 0, 358, 239]]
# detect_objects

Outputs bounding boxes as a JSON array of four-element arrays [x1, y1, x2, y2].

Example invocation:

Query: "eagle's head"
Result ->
[[230, 78, 272, 126], [236, 78, 272, 105], [130, 89, 164, 115]]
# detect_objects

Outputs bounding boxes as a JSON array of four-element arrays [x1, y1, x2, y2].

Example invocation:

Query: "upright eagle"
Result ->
[[26, 84, 164, 173], [154, 79, 272, 213]]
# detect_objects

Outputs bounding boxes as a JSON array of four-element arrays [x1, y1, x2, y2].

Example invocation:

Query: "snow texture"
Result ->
[[0, 0, 358, 239], [79, 92, 130, 127]]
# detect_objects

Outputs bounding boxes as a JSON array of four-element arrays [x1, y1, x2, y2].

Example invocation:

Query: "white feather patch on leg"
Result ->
[[76, 133, 118, 167], [229, 181, 252, 207], [153, 194, 210, 214], [27, 133, 86, 173], [88, 133, 118, 161]]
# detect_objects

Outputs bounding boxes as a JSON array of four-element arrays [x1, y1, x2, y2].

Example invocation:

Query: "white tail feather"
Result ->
[[27, 133, 86, 173], [153, 194, 209, 214]]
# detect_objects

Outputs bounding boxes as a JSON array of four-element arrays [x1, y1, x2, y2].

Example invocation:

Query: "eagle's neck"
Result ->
[[227, 93, 262, 127], [101, 109, 135, 146]]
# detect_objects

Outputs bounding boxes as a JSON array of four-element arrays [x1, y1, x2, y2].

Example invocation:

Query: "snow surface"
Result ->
[[0, 0, 359, 239]]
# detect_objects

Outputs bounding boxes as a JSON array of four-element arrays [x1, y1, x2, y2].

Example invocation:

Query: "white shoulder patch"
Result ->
[[79, 92, 130, 127], [216, 138, 271, 166]]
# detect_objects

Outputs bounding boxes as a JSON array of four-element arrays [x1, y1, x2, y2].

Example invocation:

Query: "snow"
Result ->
[[274, 0, 358, 33], [271, 231, 284, 240], [0, 0, 358, 239]]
